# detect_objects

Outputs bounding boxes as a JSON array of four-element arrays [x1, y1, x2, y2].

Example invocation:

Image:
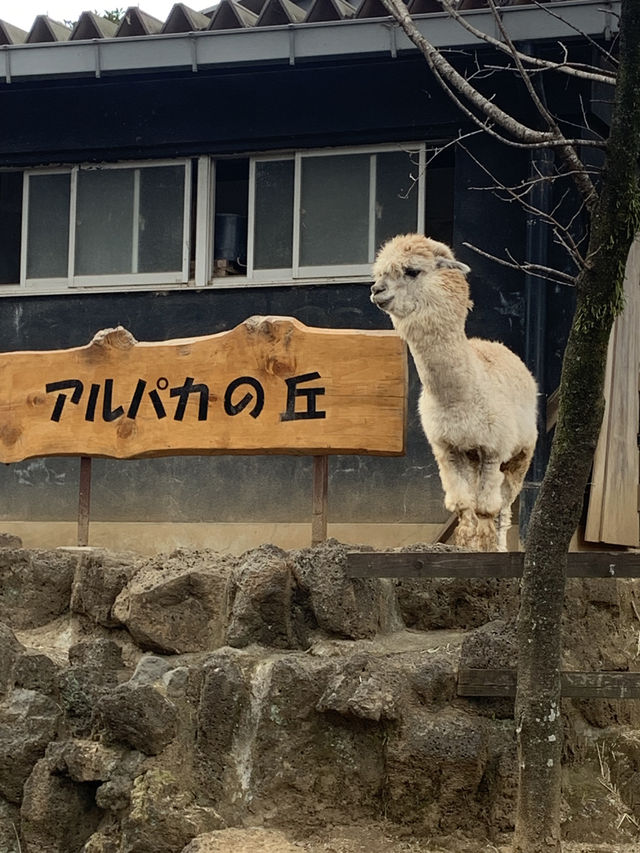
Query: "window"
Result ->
[[21, 161, 191, 288], [241, 145, 426, 281], [0, 172, 23, 285], [0, 144, 452, 295]]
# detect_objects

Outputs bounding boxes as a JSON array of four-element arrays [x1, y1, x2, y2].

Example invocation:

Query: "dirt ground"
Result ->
[[299, 825, 638, 853], [243, 822, 639, 853]]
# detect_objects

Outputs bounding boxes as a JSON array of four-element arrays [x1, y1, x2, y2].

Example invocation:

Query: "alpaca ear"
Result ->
[[435, 257, 471, 275]]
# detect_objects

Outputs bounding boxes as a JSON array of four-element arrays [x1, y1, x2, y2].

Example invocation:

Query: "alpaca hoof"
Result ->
[[454, 512, 498, 551], [475, 515, 498, 552], [454, 512, 478, 549]]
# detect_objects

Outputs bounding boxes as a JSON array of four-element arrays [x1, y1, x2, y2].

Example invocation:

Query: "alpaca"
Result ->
[[371, 234, 538, 552]]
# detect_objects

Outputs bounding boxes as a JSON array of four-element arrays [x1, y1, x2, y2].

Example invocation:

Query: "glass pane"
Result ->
[[375, 150, 419, 251], [425, 163, 454, 246], [138, 165, 185, 273], [27, 173, 70, 279], [0, 172, 23, 285], [300, 154, 369, 267], [75, 169, 134, 276], [254, 160, 294, 270]]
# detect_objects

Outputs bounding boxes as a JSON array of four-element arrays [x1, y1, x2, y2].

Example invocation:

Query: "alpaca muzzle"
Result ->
[[370, 282, 392, 311]]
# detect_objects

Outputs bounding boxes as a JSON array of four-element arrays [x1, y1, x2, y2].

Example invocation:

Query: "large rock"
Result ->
[[71, 550, 138, 627], [316, 638, 460, 722], [81, 828, 122, 853], [0, 622, 24, 697], [248, 653, 385, 819], [0, 549, 76, 629], [459, 619, 517, 670], [195, 648, 386, 823], [0, 689, 60, 804], [227, 544, 312, 649], [57, 640, 124, 737], [46, 739, 133, 783], [95, 682, 178, 755], [112, 550, 234, 653], [396, 576, 519, 632], [43, 738, 145, 821], [68, 638, 124, 671], [291, 540, 403, 639], [0, 797, 21, 853], [195, 652, 250, 808], [317, 653, 400, 722], [384, 707, 490, 832], [20, 758, 103, 853], [119, 769, 224, 853], [181, 828, 303, 853], [562, 578, 640, 729], [408, 648, 459, 710], [13, 651, 60, 696], [483, 721, 518, 833]]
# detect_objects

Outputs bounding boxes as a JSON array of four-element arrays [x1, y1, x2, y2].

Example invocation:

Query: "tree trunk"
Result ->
[[513, 2, 640, 850]]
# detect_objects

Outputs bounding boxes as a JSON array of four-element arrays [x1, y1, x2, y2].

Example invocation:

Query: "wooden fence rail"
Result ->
[[458, 669, 640, 699], [346, 550, 640, 579], [346, 550, 640, 701]]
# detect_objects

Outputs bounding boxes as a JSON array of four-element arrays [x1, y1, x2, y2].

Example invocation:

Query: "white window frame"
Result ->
[[20, 159, 192, 291], [0, 144, 432, 297], [238, 142, 426, 285]]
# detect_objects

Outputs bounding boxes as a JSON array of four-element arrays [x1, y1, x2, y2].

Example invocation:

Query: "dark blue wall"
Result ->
[[0, 50, 584, 525]]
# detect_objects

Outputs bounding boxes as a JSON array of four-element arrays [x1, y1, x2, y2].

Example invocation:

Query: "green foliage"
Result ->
[[101, 9, 125, 23], [64, 8, 125, 29]]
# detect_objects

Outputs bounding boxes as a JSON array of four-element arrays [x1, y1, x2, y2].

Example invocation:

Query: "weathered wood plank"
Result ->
[[311, 455, 329, 546], [346, 550, 640, 578], [458, 668, 640, 699], [429, 512, 458, 544], [348, 551, 524, 578], [0, 317, 407, 462], [585, 235, 640, 547], [458, 668, 517, 697], [546, 387, 559, 433], [77, 456, 92, 547]]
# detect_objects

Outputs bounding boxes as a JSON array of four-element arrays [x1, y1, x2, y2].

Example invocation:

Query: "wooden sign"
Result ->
[[0, 316, 407, 462]]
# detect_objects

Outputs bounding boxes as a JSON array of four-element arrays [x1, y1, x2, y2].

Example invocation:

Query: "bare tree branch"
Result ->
[[462, 241, 577, 286], [435, 0, 616, 84], [484, 0, 597, 208], [380, 0, 600, 210], [380, 0, 557, 145], [457, 141, 590, 270], [528, 0, 619, 67]]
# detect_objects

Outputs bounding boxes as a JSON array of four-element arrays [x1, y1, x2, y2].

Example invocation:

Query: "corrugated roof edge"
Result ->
[[0, 0, 619, 84]]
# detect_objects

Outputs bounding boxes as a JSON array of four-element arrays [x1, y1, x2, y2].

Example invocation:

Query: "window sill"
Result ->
[[0, 275, 374, 298]]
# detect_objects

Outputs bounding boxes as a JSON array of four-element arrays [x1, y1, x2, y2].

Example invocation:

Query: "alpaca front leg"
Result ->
[[475, 455, 504, 552], [455, 508, 481, 549], [496, 504, 512, 552], [432, 445, 480, 549], [497, 448, 535, 552]]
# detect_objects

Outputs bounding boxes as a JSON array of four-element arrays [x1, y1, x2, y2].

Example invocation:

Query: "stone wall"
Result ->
[[0, 542, 639, 852]]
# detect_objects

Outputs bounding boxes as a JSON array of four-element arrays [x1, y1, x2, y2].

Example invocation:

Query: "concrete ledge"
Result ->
[[0, 521, 445, 554]]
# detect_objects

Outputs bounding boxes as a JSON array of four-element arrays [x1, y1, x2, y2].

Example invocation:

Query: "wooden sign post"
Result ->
[[0, 316, 407, 545]]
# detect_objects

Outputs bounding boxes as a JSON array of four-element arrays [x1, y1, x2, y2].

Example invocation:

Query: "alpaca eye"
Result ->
[[404, 267, 421, 279]]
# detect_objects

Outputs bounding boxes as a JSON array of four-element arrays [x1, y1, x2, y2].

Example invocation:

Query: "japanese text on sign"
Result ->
[[45, 372, 327, 424]]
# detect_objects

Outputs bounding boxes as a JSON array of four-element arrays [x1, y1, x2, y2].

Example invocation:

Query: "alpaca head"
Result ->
[[371, 234, 472, 327]]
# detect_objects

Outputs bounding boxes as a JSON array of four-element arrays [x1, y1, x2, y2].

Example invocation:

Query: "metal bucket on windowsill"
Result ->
[[214, 213, 247, 274]]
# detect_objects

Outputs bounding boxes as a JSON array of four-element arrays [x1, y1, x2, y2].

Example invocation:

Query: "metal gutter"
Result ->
[[0, 1, 619, 84]]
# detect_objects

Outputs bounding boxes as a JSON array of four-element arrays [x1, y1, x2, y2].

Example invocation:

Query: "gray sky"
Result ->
[[1, 1, 211, 31]]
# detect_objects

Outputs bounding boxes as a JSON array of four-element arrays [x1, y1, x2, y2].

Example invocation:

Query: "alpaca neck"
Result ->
[[398, 317, 474, 403]]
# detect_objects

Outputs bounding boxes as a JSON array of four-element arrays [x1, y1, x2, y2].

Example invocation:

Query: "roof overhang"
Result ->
[[0, 0, 619, 84]]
